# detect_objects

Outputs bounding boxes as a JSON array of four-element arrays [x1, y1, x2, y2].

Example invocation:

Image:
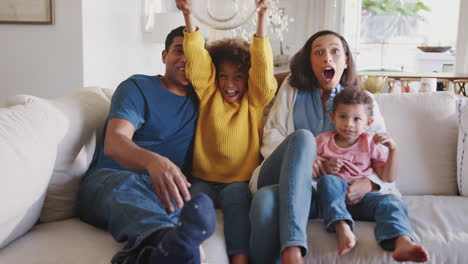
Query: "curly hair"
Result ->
[[332, 89, 373, 118], [206, 38, 251, 75], [289, 30, 359, 92]]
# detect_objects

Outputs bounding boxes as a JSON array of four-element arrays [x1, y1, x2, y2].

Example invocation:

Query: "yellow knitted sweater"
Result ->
[[184, 30, 277, 183]]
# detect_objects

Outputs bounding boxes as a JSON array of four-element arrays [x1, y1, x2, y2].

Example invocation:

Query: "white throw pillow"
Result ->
[[0, 100, 67, 248], [374, 92, 459, 195]]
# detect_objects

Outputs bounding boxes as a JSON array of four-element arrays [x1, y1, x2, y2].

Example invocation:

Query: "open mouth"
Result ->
[[177, 67, 185, 72], [323, 67, 335, 82], [224, 90, 239, 98]]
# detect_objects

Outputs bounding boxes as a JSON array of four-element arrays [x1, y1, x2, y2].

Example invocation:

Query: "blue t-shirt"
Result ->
[[293, 85, 343, 136], [89, 74, 199, 174]]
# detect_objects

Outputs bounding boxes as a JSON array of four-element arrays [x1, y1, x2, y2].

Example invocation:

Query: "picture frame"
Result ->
[[0, 0, 54, 25]]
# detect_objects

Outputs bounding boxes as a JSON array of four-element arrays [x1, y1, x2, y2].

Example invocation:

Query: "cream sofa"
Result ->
[[1, 87, 468, 264]]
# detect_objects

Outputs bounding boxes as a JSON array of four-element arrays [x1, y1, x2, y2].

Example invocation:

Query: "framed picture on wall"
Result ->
[[0, 0, 54, 25]]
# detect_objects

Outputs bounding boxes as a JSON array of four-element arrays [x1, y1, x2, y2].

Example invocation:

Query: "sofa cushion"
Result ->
[[0, 212, 229, 264], [8, 88, 113, 223], [0, 219, 123, 264], [374, 92, 459, 195], [0, 100, 67, 248], [304, 195, 468, 263]]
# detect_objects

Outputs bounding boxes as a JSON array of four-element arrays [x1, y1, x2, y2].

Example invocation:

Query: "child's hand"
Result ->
[[176, 0, 192, 15], [325, 158, 343, 175], [256, 0, 271, 15], [374, 133, 397, 151]]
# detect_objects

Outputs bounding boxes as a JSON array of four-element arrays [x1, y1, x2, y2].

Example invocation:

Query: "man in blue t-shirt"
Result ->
[[78, 26, 215, 264]]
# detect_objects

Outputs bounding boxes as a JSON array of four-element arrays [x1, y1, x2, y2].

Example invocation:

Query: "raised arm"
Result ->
[[373, 133, 399, 182], [248, 0, 277, 107], [176, 0, 195, 32], [256, 0, 269, 38], [176, 0, 216, 101], [104, 118, 191, 212]]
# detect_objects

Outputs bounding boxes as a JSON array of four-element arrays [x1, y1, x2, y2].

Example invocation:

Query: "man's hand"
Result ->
[[146, 155, 191, 212], [104, 118, 191, 213], [346, 178, 373, 205], [325, 158, 343, 175]]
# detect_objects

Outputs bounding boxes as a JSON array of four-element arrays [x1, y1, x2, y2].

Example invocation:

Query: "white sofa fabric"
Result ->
[[0, 98, 67, 248], [1, 88, 467, 264]]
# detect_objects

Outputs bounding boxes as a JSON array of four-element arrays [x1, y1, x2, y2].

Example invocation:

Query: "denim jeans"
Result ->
[[250, 130, 317, 264], [189, 179, 251, 256], [78, 168, 180, 263], [317, 174, 415, 249]]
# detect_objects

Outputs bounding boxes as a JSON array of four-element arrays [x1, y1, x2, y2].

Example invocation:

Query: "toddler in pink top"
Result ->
[[315, 131, 387, 180], [314, 89, 429, 263]]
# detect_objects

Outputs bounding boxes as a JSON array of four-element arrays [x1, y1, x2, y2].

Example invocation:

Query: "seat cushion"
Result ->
[[0, 219, 123, 264], [304, 195, 468, 263], [0, 212, 229, 264]]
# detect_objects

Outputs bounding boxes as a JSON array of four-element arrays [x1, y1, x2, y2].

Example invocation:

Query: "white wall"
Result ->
[[82, 0, 165, 90], [0, 0, 167, 105], [0, 0, 83, 103], [286, 0, 343, 56]]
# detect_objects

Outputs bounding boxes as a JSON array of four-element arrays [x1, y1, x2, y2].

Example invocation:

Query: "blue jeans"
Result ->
[[78, 168, 180, 263], [317, 175, 415, 249], [250, 130, 317, 264], [189, 179, 251, 256]]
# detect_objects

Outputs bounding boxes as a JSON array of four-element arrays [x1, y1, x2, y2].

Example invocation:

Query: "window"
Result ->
[[358, 0, 460, 73]]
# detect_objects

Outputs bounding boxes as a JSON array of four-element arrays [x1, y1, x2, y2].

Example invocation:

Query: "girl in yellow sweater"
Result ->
[[176, 0, 277, 263]]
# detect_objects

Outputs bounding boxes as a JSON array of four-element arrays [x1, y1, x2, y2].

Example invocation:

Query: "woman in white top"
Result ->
[[249, 30, 398, 264]]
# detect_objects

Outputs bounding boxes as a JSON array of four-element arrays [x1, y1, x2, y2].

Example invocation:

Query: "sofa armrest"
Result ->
[[457, 98, 468, 196]]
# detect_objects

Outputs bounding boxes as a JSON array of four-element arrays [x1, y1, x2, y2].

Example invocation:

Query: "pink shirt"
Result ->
[[316, 131, 388, 180]]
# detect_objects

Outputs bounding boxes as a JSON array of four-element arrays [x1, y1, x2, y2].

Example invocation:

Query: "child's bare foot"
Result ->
[[230, 253, 248, 264], [334, 221, 357, 256], [200, 245, 206, 263], [281, 246, 303, 264], [393, 236, 429, 262]]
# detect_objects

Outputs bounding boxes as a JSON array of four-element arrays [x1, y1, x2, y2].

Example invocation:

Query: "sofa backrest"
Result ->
[[0, 87, 112, 249], [374, 92, 459, 195], [40, 87, 112, 223]]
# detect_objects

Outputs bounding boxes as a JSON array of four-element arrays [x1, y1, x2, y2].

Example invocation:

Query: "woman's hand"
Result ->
[[346, 178, 373, 205], [312, 157, 327, 178]]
